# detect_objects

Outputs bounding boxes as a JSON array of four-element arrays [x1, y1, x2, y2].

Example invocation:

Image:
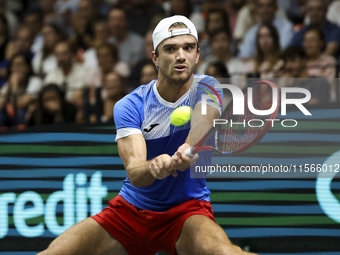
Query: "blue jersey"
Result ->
[[114, 74, 222, 211]]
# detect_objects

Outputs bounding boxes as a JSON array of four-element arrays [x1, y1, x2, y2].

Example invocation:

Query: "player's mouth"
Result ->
[[174, 65, 187, 72]]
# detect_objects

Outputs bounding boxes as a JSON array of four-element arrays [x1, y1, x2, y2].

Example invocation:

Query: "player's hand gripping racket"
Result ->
[[184, 80, 279, 157]]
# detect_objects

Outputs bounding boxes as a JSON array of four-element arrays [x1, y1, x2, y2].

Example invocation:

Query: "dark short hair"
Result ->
[[205, 8, 230, 35], [38, 83, 66, 113], [207, 61, 230, 78], [281, 46, 305, 62], [304, 25, 325, 41], [55, 41, 77, 55], [171, 0, 193, 17], [44, 22, 65, 39], [24, 7, 44, 23], [209, 28, 231, 45], [257, 0, 277, 5], [96, 43, 119, 61], [306, 0, 327, 11], [9, 52, 33, 77]]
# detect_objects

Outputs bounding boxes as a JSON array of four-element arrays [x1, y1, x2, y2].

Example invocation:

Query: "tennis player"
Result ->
[[38, 16, 257, 255]]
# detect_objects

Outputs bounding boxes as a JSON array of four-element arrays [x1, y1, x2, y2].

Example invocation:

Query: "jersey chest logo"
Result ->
[[143, 123, 160, 132]]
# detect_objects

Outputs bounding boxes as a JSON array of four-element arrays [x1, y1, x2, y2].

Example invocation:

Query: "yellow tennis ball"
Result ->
[[170, 106, 192, 126]]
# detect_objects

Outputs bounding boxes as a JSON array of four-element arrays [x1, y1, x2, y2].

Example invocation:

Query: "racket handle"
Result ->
[[184, 147, 195, 157]]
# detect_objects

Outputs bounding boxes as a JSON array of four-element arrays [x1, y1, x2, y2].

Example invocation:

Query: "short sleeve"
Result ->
[[114, 94, 144, 140], [195, 76, 223, 114]]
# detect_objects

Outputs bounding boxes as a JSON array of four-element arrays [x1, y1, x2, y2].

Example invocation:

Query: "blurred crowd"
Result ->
[[0, 0, 339, 129]]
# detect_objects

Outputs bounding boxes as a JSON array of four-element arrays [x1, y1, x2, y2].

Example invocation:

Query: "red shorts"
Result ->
[[91, 195, 215, 255]]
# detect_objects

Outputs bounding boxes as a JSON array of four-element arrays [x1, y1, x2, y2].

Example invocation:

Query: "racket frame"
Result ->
[[184, 80, 279, 157]]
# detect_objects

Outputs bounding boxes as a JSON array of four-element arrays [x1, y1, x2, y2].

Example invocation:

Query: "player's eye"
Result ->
[[185, 46, 193, 51], [166, 47, 174, 52]]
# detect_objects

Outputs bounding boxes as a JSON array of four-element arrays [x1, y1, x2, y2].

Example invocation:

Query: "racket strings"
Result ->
[[217, 82, 274, 153]]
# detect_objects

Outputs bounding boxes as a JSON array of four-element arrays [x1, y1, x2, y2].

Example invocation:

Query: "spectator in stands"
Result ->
[[38, 0, 64, 26], [280, 46, 306, 79], [0, 0, 19, 37], [55, 0, 81, 15], [92, 21, 110, 48], [243, 23, 283, 78], [27, 83, 77, 126], [238, 0, 293, 59], [280, 46, 330, 104], [224, 0, 247, 36], [23, 8, 44, 55], [200, 8, 231, 60], [84, 43, 130, 87], [44, 41, 86, 104], [205, 8, 231, 42], [0, 14, 6, 86], [205, 61, 230, 80], [205, 61, 231, 105], [290, 0, 340, 56], [197, 29, 244, 82], [126, 0, 165, 37], [83, 20, 110, 69], [0, 14, 8, 63], [100, 72, 125, 123], [95, 0, 111, 19], [303, 27, 336, 79], [200, 0, 226, 13], [2, 26, 35, 87], [32, 23, 63, 77], [129, 30, 154, 87], [84, 72, 125, 124], [4, 26, 34, 62], [140, 61, 157, 85], [303, 26, 337, 101], [167, 0, 204, 33], [277, 0, 305, 24], [234, 0, 288, 43], [327, 0, 340, 27], [233, 0, 258, 43], [0, 53, 42, 127], [107, 5, 144, 68], [70, 0, 97, 51]]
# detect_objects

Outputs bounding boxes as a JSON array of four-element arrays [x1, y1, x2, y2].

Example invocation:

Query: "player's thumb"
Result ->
[[175, 151, 182, 159]]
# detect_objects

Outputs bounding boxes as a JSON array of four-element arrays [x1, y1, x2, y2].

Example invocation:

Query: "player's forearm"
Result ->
[[189, 106, 219, 145], [126, 160, 156, 187]]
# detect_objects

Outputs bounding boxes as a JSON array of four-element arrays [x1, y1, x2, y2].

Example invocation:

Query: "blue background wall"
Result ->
[[1, 104, 340, 255]]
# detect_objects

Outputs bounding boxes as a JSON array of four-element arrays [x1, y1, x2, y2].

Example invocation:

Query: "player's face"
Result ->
[[153, 34, 199, 85]]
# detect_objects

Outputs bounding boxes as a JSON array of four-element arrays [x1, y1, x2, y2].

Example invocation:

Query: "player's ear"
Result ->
[[195, 48, 200, 64], [151, 51, 158, 67]]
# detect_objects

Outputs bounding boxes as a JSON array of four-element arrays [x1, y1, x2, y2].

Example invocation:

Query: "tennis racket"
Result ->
[[184, 80, 279, 157]]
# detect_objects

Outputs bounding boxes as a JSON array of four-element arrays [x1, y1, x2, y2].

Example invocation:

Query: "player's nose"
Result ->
[[175, 48, 186, 62]]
